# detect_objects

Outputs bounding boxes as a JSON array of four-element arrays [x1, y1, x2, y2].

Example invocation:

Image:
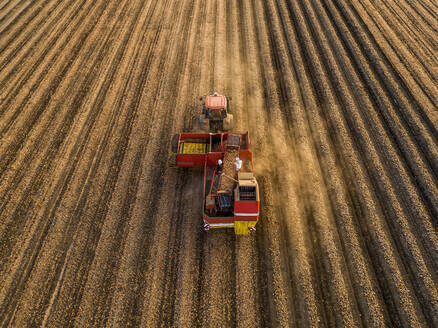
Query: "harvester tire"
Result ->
[[171, 134, 179, 153], [168, 153, 177, 167]]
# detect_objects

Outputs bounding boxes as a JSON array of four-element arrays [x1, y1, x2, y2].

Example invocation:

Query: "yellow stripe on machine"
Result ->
[[234, 221, 257, 235], [180, 142, 207, 154]]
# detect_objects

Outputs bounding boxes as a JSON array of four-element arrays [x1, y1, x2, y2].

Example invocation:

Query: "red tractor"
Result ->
[[196, 92, 233, 132]]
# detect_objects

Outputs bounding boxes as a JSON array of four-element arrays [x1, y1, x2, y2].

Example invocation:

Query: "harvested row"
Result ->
[[43, 1, 167, 326], [0, 0, 92, 123], [0, 0, 122, 240], [0, 0, 154, 324], [230, 1, 264, 326], [198, 2, 237, 327], [260, 0, 390, 325], [0, 0, 33, 33], [377, 0, 438, 76], [354, 0, 438, 108], [132, 2, 202, 325], [0, 0, 62, 69], [0, 0, 134, 290], [304, 0, 437, 322], [171, 2, 208, 326]]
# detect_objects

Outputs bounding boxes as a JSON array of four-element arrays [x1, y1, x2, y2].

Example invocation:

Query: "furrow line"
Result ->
[[0, 0, 135, 323], [0, 0, 126, 263], [284, 0, 419, 326], [38, 1, 159, 326], [172, 171, 204, 327], [0, 0, 76, 88], [256, 177, 295, 327], [0, 0, 23, 19], [0, 0, 98, 157], [12, 4, 142, 322], [171, 1, 210, 325], [254, 0, 326, 326], [285, 0, 430, 325], [280, 0, 366, 325], [1, 0, 437, 325], [340, 1, 438, 143], [0, 0, 12, 11], [251, 0, 308, 324], [383, 0, 438, 52], [252, 0, 309, 325], [0, 0, 91, 126], [0, 0, 52, 43], [249, 0, 329, 325], [268, 0, 392, 325], [418, 0, 438, 12], [301, 0, 438, 324], [380, 0, 438, 72], [102, 0, 189, 325], [0, 0, 92, 216], [217, 0, 263, 326], [154, 1, 206, 326], [321, 0, 438, 270], [0, 0, 32, 33], [355, 0, 438, 109], [331, 1, 438, 188], [277, 0, 369, 325], [198, 1, 236, 327], [70, 2, 170, 326], [135, 0, 200, 326], [404, 0, 438, 33], [0, 0, 56, 53]]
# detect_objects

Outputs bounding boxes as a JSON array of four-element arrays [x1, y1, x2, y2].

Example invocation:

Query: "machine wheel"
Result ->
[[191, 116, 199, 131], [171, 134, 179, 153], [168, 153, 177, 167]]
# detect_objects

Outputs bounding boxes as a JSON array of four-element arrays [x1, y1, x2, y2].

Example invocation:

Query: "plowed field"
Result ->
[[1, 0, 437, 326]]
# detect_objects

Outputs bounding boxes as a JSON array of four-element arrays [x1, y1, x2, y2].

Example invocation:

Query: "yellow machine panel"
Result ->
[[234, 221, 257, 235], [179, 142, 207, 154]]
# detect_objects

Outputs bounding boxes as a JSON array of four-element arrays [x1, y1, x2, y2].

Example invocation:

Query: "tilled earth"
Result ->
[[0, 0, 437, 327]]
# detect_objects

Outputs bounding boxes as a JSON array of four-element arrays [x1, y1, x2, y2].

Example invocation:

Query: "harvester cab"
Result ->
[[197, 92, 233, 132]]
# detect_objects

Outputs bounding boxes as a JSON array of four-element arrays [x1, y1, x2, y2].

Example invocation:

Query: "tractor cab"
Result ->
[[204, 93, 227, 119], [198, 92, 234, 132]]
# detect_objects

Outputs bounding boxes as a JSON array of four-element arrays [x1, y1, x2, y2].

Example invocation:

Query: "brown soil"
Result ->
[[0, 0, 437, 327]]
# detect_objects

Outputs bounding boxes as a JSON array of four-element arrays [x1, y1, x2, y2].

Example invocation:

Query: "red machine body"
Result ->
[[171, 132, 259, 234]]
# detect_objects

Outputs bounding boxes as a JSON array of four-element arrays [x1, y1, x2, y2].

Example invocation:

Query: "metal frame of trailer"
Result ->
[[171, 132, 259, 235]]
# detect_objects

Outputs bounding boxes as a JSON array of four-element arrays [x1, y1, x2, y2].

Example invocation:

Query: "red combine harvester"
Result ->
[[170, 131, 259, 235]]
